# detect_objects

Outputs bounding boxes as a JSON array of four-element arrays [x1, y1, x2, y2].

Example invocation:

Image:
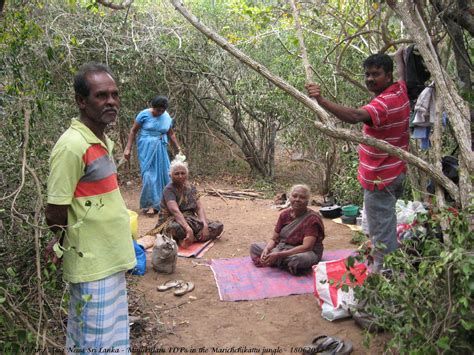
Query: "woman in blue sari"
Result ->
[[124, 96, 182, 215]]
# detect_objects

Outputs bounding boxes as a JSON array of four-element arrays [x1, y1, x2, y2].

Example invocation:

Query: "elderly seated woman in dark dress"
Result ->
[[250, 184, 325, 275], [152, 160, 223, 248]]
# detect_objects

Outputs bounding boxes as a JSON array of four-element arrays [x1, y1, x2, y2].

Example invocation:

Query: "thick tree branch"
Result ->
[[388, 0, 472, 209], [170, 0, 461, 200]]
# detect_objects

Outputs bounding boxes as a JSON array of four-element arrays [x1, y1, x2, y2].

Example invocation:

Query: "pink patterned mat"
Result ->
[[210, 249, 355, 301]]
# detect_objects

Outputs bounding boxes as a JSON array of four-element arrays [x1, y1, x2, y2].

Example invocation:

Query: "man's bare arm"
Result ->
[[44, 204, 69, 264]]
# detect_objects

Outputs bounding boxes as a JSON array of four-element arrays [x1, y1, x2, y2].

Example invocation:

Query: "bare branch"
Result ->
[[288, 0, 313, 82], [289, 0, 336, 127]]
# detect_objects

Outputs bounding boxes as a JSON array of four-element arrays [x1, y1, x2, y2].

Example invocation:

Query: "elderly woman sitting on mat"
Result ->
[[151, 160, 224, 249], [250, 184, 325, 275]]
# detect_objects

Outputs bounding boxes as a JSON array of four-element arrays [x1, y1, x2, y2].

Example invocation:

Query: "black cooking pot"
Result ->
[[319, 205, 342, 219]]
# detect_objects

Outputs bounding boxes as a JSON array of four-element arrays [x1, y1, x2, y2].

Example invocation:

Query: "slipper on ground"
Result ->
[[174, 281, 195, 296], [302, 335, 353, 355], [157, 279, 184, 292]]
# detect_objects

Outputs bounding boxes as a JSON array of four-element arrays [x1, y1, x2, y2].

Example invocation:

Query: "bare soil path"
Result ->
[[122, 183, 386, 355]]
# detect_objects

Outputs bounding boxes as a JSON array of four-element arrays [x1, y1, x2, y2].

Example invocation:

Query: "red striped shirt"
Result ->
[[74, 144, 118, 197], [359, 81, 410, 190]]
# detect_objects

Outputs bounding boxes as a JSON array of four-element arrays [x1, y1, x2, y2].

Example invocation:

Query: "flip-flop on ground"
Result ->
[[157, 279, 184, 292], [303, 335, 353, 355], [174, 281, 195, 296]]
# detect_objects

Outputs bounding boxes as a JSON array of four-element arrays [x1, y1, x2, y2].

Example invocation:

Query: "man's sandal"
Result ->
[[174, 281, 195, 296], [302, 335, 353, 355], [157, 279, 184, 292]]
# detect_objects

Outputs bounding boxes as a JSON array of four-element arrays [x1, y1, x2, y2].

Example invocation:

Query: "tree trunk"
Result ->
[[169, 0, 462, 202], [388, 0, 473, 210]]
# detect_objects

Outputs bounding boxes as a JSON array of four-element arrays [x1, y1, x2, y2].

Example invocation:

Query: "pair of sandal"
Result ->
[[302, 335, 353, 355], [157, 279, 195, 296]]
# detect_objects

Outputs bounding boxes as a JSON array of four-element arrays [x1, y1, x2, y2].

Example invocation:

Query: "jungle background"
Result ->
[[0, 0, 472, 353]]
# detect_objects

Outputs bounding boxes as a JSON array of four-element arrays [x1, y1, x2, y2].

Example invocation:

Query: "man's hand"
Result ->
[[305, 83, 322, 101], [44, 237, 62, 266]]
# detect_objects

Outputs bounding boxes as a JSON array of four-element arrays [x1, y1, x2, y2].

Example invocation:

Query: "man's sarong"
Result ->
[[66, 272, 130, 354]]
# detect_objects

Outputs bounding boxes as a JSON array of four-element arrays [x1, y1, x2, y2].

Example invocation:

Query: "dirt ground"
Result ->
[[121, 183, 387, 355]]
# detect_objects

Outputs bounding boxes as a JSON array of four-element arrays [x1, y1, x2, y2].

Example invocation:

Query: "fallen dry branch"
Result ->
[[203, 188, 264, 200], [204, 184, 229, 204]]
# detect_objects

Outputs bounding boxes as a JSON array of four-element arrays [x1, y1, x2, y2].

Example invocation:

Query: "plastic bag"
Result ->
[[396, 200, 427, 224], [129, 240, 146, 276], [313, 258, 368, 321], [151, 234, 178, 274]]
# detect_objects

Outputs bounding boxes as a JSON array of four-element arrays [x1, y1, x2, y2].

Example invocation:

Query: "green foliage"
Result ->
[[354, 208, 474, 353], [0, 0, 471, 349], [331, 152, 363, 206], [228, 0, 272, 31], [1, 3, 70, 349], [350, 231, 369, 245]]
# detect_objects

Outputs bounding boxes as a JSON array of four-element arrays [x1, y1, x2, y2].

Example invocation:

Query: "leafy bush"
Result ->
[[331, 152, 363, 206], [354, 208, 474, 354]]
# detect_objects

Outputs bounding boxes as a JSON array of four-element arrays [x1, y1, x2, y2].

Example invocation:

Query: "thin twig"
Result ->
[[1, 107, 30, 201]]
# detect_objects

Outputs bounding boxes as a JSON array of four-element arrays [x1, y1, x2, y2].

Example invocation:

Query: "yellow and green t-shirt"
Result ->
[[47, 119, 136, 283]]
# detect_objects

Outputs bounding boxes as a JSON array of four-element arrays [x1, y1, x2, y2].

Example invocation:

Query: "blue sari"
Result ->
[[136, 109, 174, 210]]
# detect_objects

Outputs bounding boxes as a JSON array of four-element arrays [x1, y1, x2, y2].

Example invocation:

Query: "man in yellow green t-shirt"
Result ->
[[45, 62, 135, 352]]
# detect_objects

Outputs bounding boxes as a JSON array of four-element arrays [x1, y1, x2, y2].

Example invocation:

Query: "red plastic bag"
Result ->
[[313, 258, 368, 321]]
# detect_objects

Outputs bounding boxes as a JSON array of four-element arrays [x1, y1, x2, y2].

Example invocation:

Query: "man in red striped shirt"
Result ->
[[306, 49, 409, 271]]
